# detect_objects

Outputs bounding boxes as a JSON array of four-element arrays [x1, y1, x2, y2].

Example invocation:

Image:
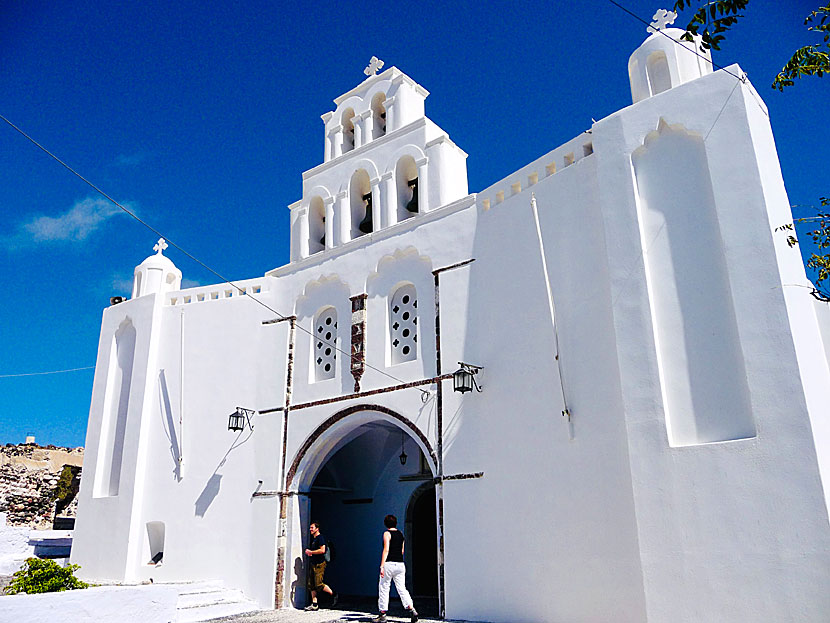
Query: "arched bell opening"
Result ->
[[350, 169, 373, 238], [283, 407, 439, 616], [395, 156, 419, 224], [371, 93, 387, 140], [309, 196, 326, 254], [342, 108, 356, 153], [646, 51, 671, 97]]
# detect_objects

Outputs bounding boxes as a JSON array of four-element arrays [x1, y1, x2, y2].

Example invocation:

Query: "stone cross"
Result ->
[[153, 238, 168, 254], [364, 56, 384, 77], [647, 8, 677, 32]]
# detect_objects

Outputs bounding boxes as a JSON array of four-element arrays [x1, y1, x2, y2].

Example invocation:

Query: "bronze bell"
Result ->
[[358, 192, 373, 233], [405, 178, 419, 213], [319, 217, 326, 246]]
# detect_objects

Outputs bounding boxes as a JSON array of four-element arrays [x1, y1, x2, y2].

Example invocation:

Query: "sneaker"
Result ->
[[372, 613, 387, 623], [304, 603, 319, 611], [409, 608, 419, 623], [332, 592, 338, 606]]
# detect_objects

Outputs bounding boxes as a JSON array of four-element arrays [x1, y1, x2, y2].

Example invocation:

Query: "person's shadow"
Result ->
[[290, 557, 304, 607]]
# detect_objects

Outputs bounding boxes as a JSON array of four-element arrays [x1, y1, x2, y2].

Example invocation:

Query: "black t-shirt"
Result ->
[[309, 534, 327, 564], [387, 530, 404, 563]]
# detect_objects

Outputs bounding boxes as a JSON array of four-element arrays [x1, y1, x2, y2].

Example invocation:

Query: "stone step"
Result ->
[[171, 580, 260, 623]]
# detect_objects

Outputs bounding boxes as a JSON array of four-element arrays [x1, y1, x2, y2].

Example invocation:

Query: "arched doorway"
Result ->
[[405, 481, 438, 602], [283, 406, 439, 615]]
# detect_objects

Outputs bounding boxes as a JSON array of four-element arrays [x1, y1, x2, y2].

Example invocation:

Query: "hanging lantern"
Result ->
[[453, 362, 483, 394], [228, 407, 255, 432], [399, 430, 408, 465]]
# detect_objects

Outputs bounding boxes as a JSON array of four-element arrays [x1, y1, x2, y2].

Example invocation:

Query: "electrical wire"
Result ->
[[0, 366, 95, 379], [605, 0, 746, 84], [0, 114, 429, 397]]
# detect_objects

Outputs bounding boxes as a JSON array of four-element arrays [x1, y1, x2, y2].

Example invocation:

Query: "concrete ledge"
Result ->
[[0, 584, 178, 623]]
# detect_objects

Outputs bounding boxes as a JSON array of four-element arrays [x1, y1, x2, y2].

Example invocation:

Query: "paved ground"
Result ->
[[208, 606, 481, 623]]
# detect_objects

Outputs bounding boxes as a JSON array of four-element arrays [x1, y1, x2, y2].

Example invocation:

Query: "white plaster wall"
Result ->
[[439, 156, 647, 623], [593, 66, 830, 621], [129, 293, 285, 608], [72, 293, 158, 582], [0, 585, 177, 623], [0, 512, 33, 574]]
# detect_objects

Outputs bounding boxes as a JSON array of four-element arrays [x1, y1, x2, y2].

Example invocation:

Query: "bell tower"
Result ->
[[628, 9, 713, 104], [288, 58, 469, 262]]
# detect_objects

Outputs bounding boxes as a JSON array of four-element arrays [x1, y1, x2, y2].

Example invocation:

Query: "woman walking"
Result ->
[[374, 514, 418, 623]]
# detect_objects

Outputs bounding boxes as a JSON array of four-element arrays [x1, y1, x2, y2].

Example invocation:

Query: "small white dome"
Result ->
[[132, 238, 182, 299], [628, 27, 713, 104]]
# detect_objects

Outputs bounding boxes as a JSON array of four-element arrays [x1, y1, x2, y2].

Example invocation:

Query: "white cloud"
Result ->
[[181, 278, 201, 289], [7, 197, 129, 247], [113, 153, 146, 167], [110, 275, 135, 296]]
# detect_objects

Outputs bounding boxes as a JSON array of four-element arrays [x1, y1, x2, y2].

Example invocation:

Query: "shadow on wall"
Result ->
[[158, 370, 181, 481], [290, 557, 304, 605], [195, 474, 222, 517]]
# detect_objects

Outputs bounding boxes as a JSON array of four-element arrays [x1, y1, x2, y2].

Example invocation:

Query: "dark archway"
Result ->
[[406, 482, 438, 600], [283, 405, 440, 616]]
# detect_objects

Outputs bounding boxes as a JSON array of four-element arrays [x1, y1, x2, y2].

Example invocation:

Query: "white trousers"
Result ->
[[378, 561, 413, 612]]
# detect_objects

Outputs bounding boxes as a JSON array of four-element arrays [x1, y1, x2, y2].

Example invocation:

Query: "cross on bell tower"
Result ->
[[364, 56, 384, 77]]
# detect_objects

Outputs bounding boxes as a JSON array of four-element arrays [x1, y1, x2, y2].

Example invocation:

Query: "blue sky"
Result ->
[[1, 0, 826, 448]]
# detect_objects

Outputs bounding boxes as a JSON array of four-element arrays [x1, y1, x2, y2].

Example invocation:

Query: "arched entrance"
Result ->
[[282, 405, 439, 615], [405, 481, 438, 601]]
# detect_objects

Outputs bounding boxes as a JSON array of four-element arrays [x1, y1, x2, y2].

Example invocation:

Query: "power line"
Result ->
[[0, 114, 430, 398], [605, 0, 746, 84], [0, 366, 95, 379]]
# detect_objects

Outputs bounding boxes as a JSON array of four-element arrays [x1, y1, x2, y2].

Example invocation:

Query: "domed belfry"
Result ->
[[289, 59, 469, 261]]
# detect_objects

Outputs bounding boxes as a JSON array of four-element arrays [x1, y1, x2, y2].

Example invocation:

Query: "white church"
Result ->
[[72, 18, 830, 623]]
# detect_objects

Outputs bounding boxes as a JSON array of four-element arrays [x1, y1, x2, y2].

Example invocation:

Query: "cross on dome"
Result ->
[[153, 238, 168, 254], [364, 56, 384, 77], [647, 8, 677, 32]]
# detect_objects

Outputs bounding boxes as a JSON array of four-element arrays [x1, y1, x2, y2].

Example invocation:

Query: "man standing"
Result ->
[[374, 514, 418, 623], [304, 521, 337, 611]]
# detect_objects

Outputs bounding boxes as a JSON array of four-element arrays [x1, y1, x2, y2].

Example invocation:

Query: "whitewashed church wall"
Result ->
[[72, 293, 158, 583], [593, 65, 830, 621], [113, 293, 285, 606], [438, 155, 648, 623], [740, 83, 830, 521]]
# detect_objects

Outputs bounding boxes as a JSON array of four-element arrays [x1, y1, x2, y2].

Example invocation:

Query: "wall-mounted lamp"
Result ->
[[110, 296, 124, 306], [228, 407, 256, 432], [453, 362, 483, 394], [399, 430, 408, 465]]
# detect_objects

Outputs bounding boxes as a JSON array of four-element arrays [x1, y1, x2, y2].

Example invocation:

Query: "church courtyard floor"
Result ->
[[209, 607, 481, 623]]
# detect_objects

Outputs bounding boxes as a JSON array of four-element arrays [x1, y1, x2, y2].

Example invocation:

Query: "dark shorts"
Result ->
[[307, 561, 327, 591]]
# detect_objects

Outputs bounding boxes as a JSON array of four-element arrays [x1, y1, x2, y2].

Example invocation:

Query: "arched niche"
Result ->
[[395, 155, 419, 223], [350, 169, 372, 238], [371, 92, 387, 140], [341, 107, 355, 153], [94, 317, 137, 498], [308, 196, 326, 254], [646, 51, 671, 96], [632, 119, 755, 446]]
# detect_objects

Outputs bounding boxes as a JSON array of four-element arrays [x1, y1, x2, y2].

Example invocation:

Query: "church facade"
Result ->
[[71, 28, 830, 622]]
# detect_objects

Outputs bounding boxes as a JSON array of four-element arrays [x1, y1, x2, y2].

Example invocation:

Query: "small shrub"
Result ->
[[4, 558, 89, 594]]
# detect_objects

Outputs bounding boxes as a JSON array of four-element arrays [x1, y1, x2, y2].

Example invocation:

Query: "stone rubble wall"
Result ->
[[0, 444, 84, 529]]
